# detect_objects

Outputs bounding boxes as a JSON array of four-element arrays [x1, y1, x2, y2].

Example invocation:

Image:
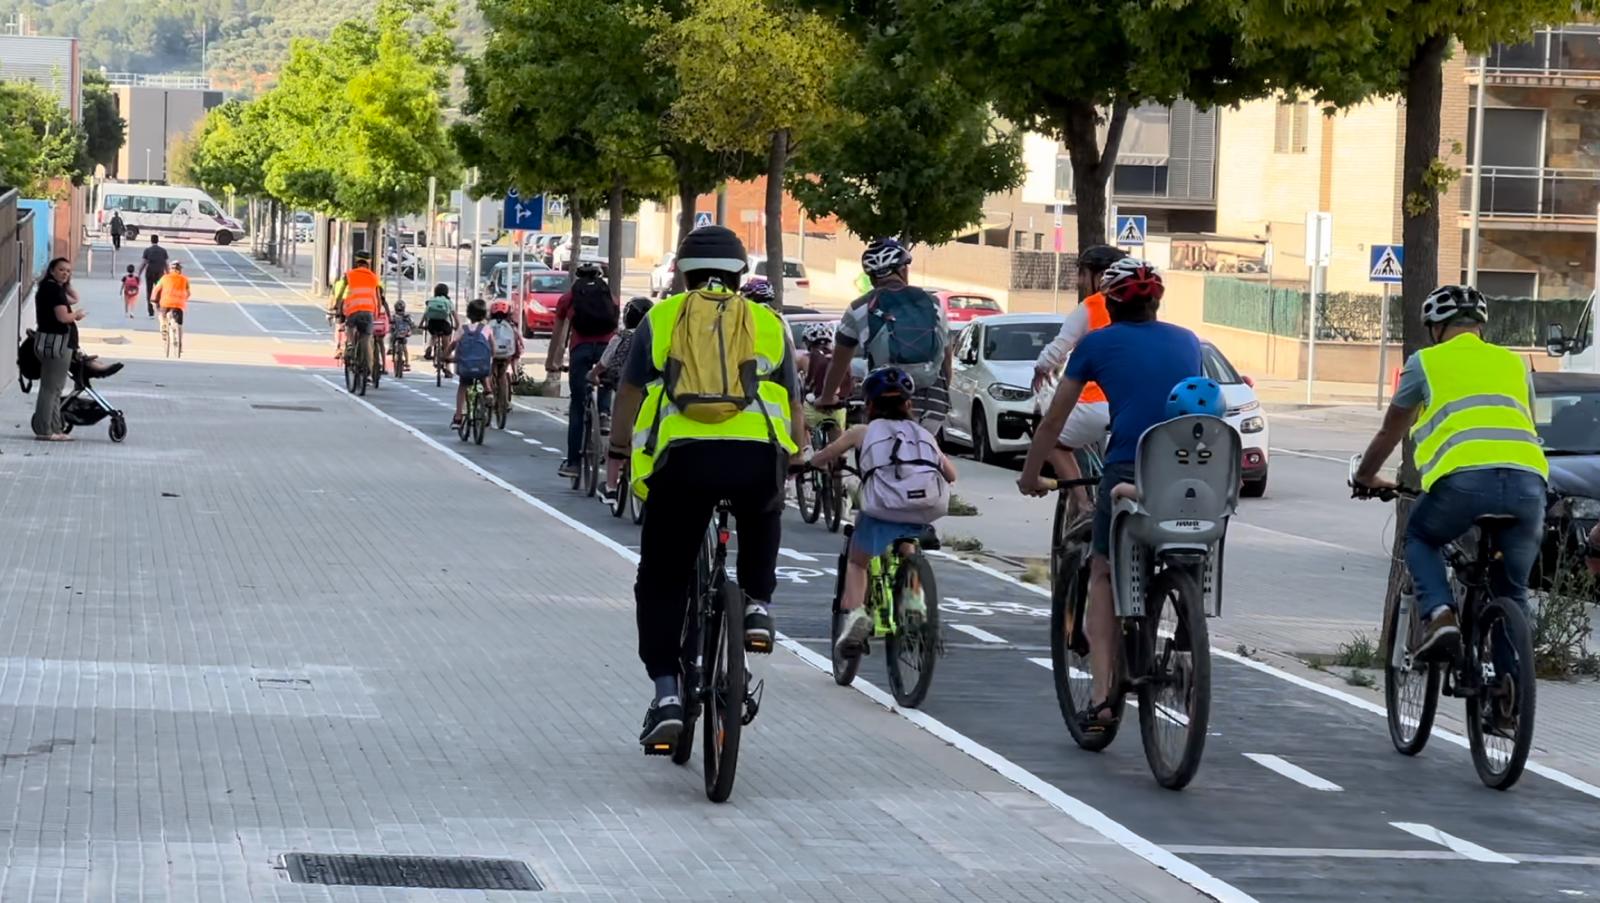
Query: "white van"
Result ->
[[96, 184, 246, 246]]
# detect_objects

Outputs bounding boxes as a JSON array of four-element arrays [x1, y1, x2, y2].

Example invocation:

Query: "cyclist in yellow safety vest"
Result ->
[[1354, 285, 1548, 661], [607, 225, 804, 751]]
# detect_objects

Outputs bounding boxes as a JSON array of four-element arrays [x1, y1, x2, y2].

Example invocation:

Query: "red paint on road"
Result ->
[[273, 354, 340, 368]]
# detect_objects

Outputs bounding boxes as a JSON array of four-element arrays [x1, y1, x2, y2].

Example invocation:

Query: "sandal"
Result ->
[[1076, 699, 1120, 734]]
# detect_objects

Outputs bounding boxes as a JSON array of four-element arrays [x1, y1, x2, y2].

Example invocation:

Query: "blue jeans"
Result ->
[[566, 341, 612, 465], [1404, 468, 1546, 619]]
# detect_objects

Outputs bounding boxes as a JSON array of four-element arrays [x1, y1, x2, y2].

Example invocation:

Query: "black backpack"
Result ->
[[570, 278, 618, 337]]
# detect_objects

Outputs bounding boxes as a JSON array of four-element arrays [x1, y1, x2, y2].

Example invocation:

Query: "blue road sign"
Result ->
[[694, 211, 713, 229], [503, 190, 544, 231], [1369, 244, 1403, 284], [1114, 214, 1147, 247]]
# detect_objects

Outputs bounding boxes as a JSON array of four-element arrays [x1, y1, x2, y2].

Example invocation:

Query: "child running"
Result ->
[[120, 265, 141, 318], [810, 366, 957, 657]]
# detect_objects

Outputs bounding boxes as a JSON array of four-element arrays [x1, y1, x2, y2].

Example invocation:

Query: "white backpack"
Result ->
[[858, 418, 949, 523], [490, 319, 517, 359]]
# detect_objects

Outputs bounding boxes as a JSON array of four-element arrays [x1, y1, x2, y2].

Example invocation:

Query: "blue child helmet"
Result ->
[[1166, 377, 1226, 419]]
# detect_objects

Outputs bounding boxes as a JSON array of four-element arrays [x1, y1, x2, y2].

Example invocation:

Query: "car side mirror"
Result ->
[[1548, 322, 1569, 358]]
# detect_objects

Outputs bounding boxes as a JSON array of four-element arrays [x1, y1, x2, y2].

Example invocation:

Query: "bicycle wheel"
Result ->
[[457, 393, 472, 442], [830, 545, 862, 686], [346, 349, 358, 393], [1052, 536, 1122, 751], [796, 469, 820, 523], [1466, 597, 1537, 790], [1136, 566, 1211, 790], [582, 413, 601, 497], [885, 551, 939, 708], [435, 340, 444, 387], [1384, 585, 1441, 756], [392, 344, 404, 380], [703, 581, 745, 802], [610, 463, 630, 518], [370, 339, 381, 389], [176, 322, 182, 359], [163, 317, 173, 358], [472, 392, 487, 445]]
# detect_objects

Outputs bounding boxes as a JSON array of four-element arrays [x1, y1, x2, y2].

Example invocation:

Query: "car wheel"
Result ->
[[1242, 473, 1268, 498], [972, 403, 998, 464], [214, 230, 233, 246]]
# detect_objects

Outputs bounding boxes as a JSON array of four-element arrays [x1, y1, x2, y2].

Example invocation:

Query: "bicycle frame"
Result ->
[[1388, 514, 1499, 701]]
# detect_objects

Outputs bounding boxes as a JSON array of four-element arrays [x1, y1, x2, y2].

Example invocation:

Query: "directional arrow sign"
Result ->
[[1369, 244, 1403, 284], [503, 189, 544, 231]]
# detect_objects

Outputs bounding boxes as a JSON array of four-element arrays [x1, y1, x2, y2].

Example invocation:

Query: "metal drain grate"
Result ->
[[281, 853, 542, 890], [250, 404, 323, 412]]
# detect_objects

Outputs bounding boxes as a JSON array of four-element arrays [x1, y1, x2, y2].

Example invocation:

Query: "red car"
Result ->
[[514, 271, 571, 337], [930, 288, 1003, 325]]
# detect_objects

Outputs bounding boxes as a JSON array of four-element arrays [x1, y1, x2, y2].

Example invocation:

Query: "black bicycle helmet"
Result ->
[[1077, 244, 1126, 273], [575, 261, 603, 280], [623, 295, 653, 329], [676, 225, 748, 278]]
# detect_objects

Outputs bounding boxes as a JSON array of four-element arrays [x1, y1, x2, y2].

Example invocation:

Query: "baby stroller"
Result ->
[[16, 330, 128, 443]]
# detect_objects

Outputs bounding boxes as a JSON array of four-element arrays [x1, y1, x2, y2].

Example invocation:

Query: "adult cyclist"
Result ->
[[817, 237, 951, 432], [740, 277, 780, 314], [1032, 244, 1126, 518], [336, 256, 382, 378], [548, 262, 618, 479], [608, 225, 804, 749], [1017, 259, 1203, 735], [1352, 285, 1547, 660]]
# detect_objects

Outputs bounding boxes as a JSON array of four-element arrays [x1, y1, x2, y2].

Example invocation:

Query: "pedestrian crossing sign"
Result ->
[[694, 211, 713, 229], [1114, 215, 1146, 247], [1369, 244, 1403, 283]]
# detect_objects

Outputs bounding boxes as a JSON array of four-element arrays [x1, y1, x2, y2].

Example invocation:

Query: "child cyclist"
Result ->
[[448, 298, 494, 429], [421, 283, 457, 376], [799, 321, 850, 436], [487, 298, 525, 403], [592, 296, 653, 503], [390, 300, 414, 373], [810, 366, 957, 658], [120, 265, 141, 318]]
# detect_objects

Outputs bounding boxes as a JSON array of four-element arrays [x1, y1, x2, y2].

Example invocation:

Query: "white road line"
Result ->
[[1168, 845, 1456, 861], [179, 247, 282, 341], [1241, 754, 1343, 792], [1389, 823, 1517, 864], [778, 548, 817, 562], [948, 623, 1007, 644], [513, 400, 568, 425], [1228, 520, 1378, 558], [1268, 447, 1351, 464], [318, 372, 1258, 903], [932, 545, 1600, 802], [1027, 656, 1052, 669], [507, 429, 524, 436], [199, 246, 321, 333]]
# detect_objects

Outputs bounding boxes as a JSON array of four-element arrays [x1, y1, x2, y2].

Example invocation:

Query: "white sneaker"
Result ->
[[834, 608, 870, 659]]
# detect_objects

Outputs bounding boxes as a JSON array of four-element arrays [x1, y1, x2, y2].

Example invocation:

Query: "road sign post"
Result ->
[[1368, 244, 1403, 410], [1304, 212, 1332, 405], [1114, 214, 1147, 248], [1051, 204, 1065, 314]]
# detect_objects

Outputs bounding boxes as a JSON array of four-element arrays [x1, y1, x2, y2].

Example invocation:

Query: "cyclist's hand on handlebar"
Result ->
[[1017, 473, 1055, 497], [1030, 368, 1053, 395]]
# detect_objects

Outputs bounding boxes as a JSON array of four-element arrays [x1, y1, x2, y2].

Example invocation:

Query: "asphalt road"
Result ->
[[78, 243, 1600, 902]]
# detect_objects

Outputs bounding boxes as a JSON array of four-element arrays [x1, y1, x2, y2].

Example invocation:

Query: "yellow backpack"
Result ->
[[664, 289, 760, 423]]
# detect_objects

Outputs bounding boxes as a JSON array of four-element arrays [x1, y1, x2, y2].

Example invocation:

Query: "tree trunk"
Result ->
[[715, 185, 728, 226], [675, 175, 697, 293], [765, 129, 788, 308], [267, 200, 279, 264], [568, 193, 583, 275], [607, 180, 625, 302], [1400, 32, 1448, 361], [1060, 100, 1130, 254]]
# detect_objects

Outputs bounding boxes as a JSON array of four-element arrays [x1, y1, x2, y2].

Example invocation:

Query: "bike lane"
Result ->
[[341, 373, 1600, 903]]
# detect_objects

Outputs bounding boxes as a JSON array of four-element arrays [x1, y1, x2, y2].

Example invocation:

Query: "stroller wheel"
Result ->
[[60, 421, 72, 435], [109, 414, 127, 444], [19, 377, 32, 395]]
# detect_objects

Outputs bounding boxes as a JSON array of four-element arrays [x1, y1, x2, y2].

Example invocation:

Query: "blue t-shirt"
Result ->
[[1065, 320, 1204, 465]]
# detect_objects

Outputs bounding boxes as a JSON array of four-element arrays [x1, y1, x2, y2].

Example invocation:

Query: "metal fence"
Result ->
[[1202, 277, 1585, 347], [0, 187, 33, 392], [1010, 249, 1080, 291]]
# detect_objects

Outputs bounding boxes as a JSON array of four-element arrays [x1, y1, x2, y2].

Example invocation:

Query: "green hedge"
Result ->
[[1202, 278, 1305, 338]]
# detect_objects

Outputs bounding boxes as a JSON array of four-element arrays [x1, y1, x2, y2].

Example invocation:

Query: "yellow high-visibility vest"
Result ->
[[1410, 333, 1547, 491]]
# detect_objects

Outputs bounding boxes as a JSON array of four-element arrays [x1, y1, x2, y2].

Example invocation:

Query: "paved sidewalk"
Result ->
[[0, 358, 1205, 901]]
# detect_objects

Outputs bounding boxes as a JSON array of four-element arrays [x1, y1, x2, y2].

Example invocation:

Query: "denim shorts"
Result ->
[[1092, 460, 1138, 557], [851, 513, 926, 557]]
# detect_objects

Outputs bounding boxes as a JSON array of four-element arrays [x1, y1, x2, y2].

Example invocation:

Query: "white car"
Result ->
[[650, 252, 676, 297], [553, 234, 600, 269], [944, 313, 1066, 461], [749, 254, 809, 304], [1202, 342, 1270, 497]]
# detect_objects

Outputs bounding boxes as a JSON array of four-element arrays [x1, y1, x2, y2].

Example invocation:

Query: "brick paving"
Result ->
[[0, 358, 1205, 901]]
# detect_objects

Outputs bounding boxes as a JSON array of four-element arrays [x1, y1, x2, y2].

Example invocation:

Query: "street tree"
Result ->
[[0, 81, 90, 198], [646, 0, 850, 303], [81, 71, 126, 175]]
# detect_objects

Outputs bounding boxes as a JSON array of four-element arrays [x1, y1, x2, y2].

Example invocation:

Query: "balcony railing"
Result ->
[[1465, 166, 1600, 221], [1480, 27, 1600, 77], [101, 72, 212, 90]]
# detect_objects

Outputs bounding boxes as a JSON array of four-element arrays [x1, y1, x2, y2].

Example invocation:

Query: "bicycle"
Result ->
[[609, 459, 643, 523], [458, 376, 489, 445], [160, 309, 183, 359], [796, 416, 848, 532], [343, 330, 373, 396], [827, 466, 942, 708], [390, 332, 408, 380], [429, 332, 450, 387], [572, 382, 603, 498], [643, 500, 761, 803], [492, 359, 512, 430], [1048, 415, 1235, 790], [1349, 463, 1538, 791]]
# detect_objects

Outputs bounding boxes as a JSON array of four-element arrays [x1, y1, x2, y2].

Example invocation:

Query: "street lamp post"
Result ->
[[144, 148, 152, 182]]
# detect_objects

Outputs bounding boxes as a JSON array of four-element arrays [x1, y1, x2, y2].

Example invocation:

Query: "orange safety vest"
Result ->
[[342, 267, 380, 316], [1079, 292, 1110, 404], [156, 273, 191, 311]]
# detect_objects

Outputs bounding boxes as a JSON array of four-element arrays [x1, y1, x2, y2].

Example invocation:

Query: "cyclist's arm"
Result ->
[[1356, 357, 1424, 486], [818, 338, 857, 406], [1034, 306, 1088, 388], [1020, 377, 1085, 491], [812, 424, 866, 467], [547, 318, 570, 372], [609, 317, 655, 454], [938, 450, 958, 483]]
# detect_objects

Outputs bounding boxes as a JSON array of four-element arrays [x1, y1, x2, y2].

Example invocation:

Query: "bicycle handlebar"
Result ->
[[1349, 483, 1419, 502]]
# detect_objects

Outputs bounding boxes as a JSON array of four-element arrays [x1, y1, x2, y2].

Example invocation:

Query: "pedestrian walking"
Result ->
[[137, 234, 169, 317], [32, 257, 84, 441], [109, 212, 125, 252]]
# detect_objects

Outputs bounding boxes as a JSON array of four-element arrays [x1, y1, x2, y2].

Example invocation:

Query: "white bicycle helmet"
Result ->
[[861, 237, 912, 278], [802, 322, 836, 346], [1421, 284, 1488, 326]]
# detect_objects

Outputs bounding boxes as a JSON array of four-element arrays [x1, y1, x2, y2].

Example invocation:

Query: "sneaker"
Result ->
[[639, 696, 684, 747], [1413, 607, 1461, 662], [557, 462, 579, 479], [834, 608, 870, 659], [601, 485, 619, 506], [744, 602, 774, 653]]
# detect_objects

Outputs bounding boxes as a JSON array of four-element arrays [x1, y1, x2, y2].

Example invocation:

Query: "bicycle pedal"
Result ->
[[641, 741, 675, 757], [742, 679, 764, 726]]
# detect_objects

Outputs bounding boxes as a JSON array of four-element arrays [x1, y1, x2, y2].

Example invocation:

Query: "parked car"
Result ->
[[749, 254, 810, 304], [554, 234, 601, 269], [514, 271, 572, 337], [783, 310, 865, 385], [456, 227, 501, 249], [291, 211, 314, 242], [650, 252, 677, 297], [1201, 342, 1269, 497], [1530, 371, 1600, 597], [533, 234, 564, 266], [930, 288, 1003, 325], [944, 313, 1065, 461], [487, 260, 551, 300]]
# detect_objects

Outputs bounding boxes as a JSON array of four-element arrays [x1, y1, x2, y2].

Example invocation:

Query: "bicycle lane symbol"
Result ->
[[938, 597, 1050, 619]]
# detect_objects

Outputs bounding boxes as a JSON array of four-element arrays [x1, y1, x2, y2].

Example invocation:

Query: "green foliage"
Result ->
[[187, 99, 276, 198], [1333, 632, 1380, 669], [0, 81, 89, 197], [80, 71, 126, 173], [789, 37, 1021, 246]]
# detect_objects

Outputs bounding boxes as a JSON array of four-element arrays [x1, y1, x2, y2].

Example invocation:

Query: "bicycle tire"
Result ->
[[610, 464, 629, 518], [1051, 538, 1122, 751], [583, 414, 601, 497], [346, 352, 358, 393], [1466, 597, 1537, 790], [571, 403, 588, 491], [163, 319, 173, 359], [1136, 566, 1211, 791], [1384, 588, 1440, 757], [885, 551, 939, 708], [830, 546, 862, 686], [435, 343, 443, 387], [392, 346, 404, 380], [370, 339, 381, 388], [457, 395, 472, 441], [703, 581, 745, 802], [472, 397, 487, 445], [176, 323, 182, 359]]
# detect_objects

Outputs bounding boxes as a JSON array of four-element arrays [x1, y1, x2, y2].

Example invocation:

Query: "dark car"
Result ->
[[1529, 371, 1600, 594]]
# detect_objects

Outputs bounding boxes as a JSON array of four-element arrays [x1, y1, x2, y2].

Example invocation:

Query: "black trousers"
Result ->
[[635, 441, 784, 679]]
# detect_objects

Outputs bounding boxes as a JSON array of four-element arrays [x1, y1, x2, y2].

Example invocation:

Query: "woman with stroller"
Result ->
[[32, 257, 83, 440]]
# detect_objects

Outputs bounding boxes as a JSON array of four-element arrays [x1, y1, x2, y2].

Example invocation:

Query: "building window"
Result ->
[[1274, 101, 1309, 154], [1470, 270, 1539, 298]]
